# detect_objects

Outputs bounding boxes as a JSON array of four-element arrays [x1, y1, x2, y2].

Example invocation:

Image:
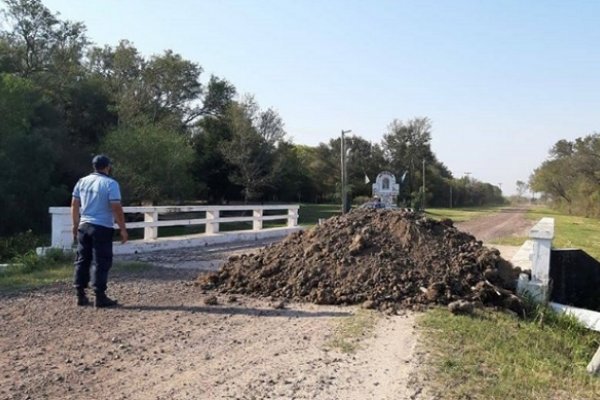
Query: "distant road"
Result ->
[[455, 207, 534, 243]]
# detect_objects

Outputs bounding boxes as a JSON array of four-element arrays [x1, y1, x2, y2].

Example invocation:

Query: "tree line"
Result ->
[[530, 134, 600, 217], [0, 0, 504, 238]]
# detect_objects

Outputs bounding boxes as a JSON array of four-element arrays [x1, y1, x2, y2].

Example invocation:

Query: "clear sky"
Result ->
[[41, 0, 600, 195]]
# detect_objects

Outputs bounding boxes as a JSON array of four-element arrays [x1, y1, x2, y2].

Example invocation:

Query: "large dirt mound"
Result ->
[[199, 209, 523, 313]]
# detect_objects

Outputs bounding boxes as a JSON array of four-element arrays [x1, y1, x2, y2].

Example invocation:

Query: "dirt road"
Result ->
[[0, 267, 422, 400], [455, 207, 534, 243], [0, 208, 533, 400]]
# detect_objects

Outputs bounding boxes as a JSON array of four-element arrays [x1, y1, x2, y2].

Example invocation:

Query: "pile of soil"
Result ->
[[199, 209, 523, 313]]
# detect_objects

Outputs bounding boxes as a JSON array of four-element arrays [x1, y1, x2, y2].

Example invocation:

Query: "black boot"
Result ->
[[94, 292, 118, 308], [76, 288, 90, 306]]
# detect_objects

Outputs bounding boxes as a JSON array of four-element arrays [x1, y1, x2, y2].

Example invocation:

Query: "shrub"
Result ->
[[0, 230, 42, 262]]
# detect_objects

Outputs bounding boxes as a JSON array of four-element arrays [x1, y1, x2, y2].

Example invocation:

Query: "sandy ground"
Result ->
[[0, 208, 533, 400]]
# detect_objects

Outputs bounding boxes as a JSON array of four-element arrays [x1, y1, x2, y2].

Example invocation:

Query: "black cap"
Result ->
[[92, 154, 111, 170]]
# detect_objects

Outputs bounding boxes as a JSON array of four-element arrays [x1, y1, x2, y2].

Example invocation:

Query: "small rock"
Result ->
[[361, 300, 376, 309], [204, 295, 218, 306], [227, 295, 238, 303], [272, 301, 286, 309]]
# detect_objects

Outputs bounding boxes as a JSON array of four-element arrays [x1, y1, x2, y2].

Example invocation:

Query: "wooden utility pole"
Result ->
[[341, 129, 351, 214], [422, 159, 426, 211]]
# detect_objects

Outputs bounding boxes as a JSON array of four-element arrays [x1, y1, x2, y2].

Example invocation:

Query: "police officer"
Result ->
[[71, 155, 128, 308]]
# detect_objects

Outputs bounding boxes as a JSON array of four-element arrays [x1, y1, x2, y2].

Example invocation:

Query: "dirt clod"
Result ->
[[199, 209, 523, 312], [448, 300, 475, 315], [204, 295, 218, 305]]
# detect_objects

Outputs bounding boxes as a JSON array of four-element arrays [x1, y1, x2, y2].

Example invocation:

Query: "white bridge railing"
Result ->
[[48, 204, 300, 254]]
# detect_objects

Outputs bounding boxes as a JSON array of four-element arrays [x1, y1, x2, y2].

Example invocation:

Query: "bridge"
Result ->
[[44, 204, 300, 255]]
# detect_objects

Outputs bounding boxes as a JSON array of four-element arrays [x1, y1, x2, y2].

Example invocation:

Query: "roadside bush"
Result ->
[[0, 230, 42, 262], [2, 248, 72, 275]]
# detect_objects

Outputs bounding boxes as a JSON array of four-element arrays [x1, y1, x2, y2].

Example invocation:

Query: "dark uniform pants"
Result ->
[[73, 223, 114, 293]]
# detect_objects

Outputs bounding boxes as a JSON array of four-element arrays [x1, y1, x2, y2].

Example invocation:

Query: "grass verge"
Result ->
[[425, 206, 503, 222], [0, 250, 150, 293], [526, 207, 600, 260], [419, 307, 600, 399], [326, 309, 379, 353], [299, 203, 341, 226]]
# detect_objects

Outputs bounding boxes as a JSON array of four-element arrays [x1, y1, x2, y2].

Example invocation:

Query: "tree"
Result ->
[[201, 75, 236, 117], [0, 73, 67, 235], [1, 0, 88, 80], [1, 0, 108, 194], [186, 76, 238, 202], [191, 112, 238, 202], [101, 122, 195, 204], [341, 136, 387, 200], [294, 144, 336, 203], [268, 141, 311, 202], [219, 101, 282, 202], [516, 180, 528, 198], [382, 117, 452, 207], [87, 41, 205, 129], [529, 135, 600, 216], [144, 49, 203, 126]]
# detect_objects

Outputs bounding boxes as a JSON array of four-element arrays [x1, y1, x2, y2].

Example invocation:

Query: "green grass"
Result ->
[[425, 206, 503, 222], [326, 309, 379, 353], [298, 203, 341, 226], [0, 251, 151, 292], [526, 207, 600, 260], [420, 307, 600, 399], [0, 262, 73, 292]]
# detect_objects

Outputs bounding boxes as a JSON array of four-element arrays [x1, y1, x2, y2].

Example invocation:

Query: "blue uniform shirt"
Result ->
[[72, 173, 122, 228]]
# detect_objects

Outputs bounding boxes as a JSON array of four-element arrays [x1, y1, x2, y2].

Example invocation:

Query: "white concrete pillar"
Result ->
[[529, 217, 554, 283], [206, 210, 219, 234], [253, 209, 263, 231], [517, 217, 555, 303], [288, 207, 299, 227], [144, 211, 158, 240], [50, 207, 73, 249], [587, 345, 600, 375]]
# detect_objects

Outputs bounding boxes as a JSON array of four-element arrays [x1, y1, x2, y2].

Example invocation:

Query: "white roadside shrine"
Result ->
[[372, 171, 400, 208]]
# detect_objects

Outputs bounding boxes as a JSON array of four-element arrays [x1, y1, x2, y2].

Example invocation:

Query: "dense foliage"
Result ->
[[0, 0, 504, 238], [530, 134, 600, 216]]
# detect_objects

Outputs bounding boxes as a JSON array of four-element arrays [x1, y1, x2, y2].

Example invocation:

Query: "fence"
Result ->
[[47, 204, 300, 255]]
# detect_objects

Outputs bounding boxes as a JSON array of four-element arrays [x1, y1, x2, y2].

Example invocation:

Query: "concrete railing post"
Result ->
[[288, 207, 299, 227], [206, 210, 219, 234], [530, 217, 554, 283], [144, 210, 158, 240], [517, 217, 554, 303], [253, 209, 263, 231], [49, 207, 73, 249]]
